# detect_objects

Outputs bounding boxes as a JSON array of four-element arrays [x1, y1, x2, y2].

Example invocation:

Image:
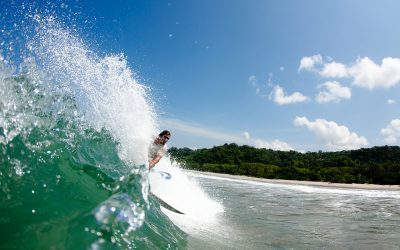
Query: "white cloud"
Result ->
[[248, 75, 261, 95], [299, 55, 400, 89], [162, 118, 294, 151], [315, 81, 351, 103], [243, 131, 251, 140], [293, 116, 368, 150], [387, 99, 396, 104], [298, 54, 323, 72], [248, 75, 257, 85], [254, 139, 294, 151], [320, 62, 349, 78], [270, 85, 308, 105], [349, 57, 400, 89], [381, 119, 400, 144]]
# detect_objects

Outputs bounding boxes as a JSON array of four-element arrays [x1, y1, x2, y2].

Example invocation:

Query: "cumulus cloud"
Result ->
[[320, 62, 349, 78], [381, 119, 400, 144], [270, 85, 308, 105], [298, 54, 323, 72], [299, 55, 400, 89], [315, 81, 351, 103], [349, 57, 400, 89], [293, 116, 368, 150], [254, 139, 294, 151]]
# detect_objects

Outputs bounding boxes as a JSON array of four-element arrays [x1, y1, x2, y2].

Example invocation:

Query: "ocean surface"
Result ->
[[1, 4, 184, 249], [181, 171, 400, 250], [1, 2, 400, 250]]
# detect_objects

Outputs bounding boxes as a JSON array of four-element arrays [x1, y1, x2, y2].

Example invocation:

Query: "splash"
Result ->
[[0, 2, 225, 249], [28, 14, 157, 165], [149, 157, 225, 233], [0, 3, 179, 249]]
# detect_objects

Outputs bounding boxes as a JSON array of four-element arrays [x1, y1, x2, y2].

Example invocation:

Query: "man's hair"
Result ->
[[159, 130, 171, 137]]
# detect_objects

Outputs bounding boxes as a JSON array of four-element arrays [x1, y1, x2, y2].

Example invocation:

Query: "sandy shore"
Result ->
[[184, 170, 400, 191]]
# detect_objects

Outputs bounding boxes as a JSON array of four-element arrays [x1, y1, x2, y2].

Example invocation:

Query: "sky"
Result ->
[[3, 0, 400, 152]]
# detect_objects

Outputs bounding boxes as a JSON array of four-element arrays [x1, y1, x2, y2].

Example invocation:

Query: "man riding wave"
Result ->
[[148, 130, 171, 169]]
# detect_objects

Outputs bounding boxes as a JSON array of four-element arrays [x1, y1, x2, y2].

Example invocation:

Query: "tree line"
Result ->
[[168, 144, 400, 185]]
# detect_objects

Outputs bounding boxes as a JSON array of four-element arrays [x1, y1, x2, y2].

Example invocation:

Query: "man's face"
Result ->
[[156, 134, 170, 145], [161, 134, 170, 144]]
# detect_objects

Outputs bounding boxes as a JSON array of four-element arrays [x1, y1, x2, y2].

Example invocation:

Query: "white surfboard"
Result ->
[[150, 170, 184, 214]]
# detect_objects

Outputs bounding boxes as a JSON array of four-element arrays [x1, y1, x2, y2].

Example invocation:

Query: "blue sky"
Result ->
[[4, 0, 400, 151]]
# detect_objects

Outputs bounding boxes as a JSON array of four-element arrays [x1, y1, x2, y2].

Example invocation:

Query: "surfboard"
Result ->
[[150, 170, 184, 214], [151, 192, 184, 214]]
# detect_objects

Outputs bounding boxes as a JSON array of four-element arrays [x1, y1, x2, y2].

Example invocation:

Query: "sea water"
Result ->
[[184, 171, 400, 250], [1, 3, 186, 249]]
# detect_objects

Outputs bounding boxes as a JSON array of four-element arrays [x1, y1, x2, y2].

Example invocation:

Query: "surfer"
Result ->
[[148, 130, 171, 169]]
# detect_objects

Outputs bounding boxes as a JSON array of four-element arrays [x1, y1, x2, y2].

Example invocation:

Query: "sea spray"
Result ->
[[149, 157, 225, 234], [29, 14, 157, 165], [0, 3, 186, 249]]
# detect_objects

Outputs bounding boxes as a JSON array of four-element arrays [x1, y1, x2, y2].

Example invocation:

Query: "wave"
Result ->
[[0, 5, 188, 249]]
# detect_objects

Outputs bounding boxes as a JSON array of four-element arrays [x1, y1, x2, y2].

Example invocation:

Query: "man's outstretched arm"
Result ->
[[149, 154, 162, 169]]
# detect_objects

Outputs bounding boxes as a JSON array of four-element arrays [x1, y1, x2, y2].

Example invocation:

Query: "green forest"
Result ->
[[168, 144, 400, 185]]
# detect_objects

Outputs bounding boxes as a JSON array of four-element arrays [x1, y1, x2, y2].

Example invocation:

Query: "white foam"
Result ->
[[149, 157, 225, 235], [187, 171, 400, 199]]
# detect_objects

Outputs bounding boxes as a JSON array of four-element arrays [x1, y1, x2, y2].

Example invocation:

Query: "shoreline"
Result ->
[[184, 170, 400, 191]]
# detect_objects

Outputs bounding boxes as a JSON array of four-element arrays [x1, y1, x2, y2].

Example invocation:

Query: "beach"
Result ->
[[185, 170, 400, 191]]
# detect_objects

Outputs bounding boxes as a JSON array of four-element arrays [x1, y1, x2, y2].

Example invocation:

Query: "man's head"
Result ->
[[156, 130, 171, 145]]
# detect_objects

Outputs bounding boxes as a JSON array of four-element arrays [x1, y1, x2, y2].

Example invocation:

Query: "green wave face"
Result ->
[[0, 5, 187, 249], [0, 121, 185, 249]]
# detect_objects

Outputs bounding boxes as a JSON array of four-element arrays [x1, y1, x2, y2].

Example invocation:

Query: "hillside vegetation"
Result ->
[[168, 144, 400, 185]]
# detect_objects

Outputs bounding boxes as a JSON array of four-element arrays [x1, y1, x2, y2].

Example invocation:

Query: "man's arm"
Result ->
[[149, 154, 163, 169]]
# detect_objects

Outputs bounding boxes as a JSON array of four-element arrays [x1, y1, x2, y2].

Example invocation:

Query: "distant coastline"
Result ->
[[169, 144, 400, 186], [185, 170, 400, 191]]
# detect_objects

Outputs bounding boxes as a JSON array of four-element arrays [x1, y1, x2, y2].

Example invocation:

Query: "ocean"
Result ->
[[0, 5, 184, 249], [1, 3, 400, 250], [182, 171, 400, 249]]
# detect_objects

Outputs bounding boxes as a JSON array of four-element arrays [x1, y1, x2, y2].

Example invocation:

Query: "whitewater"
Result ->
[[1, 3, 400, 250]]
